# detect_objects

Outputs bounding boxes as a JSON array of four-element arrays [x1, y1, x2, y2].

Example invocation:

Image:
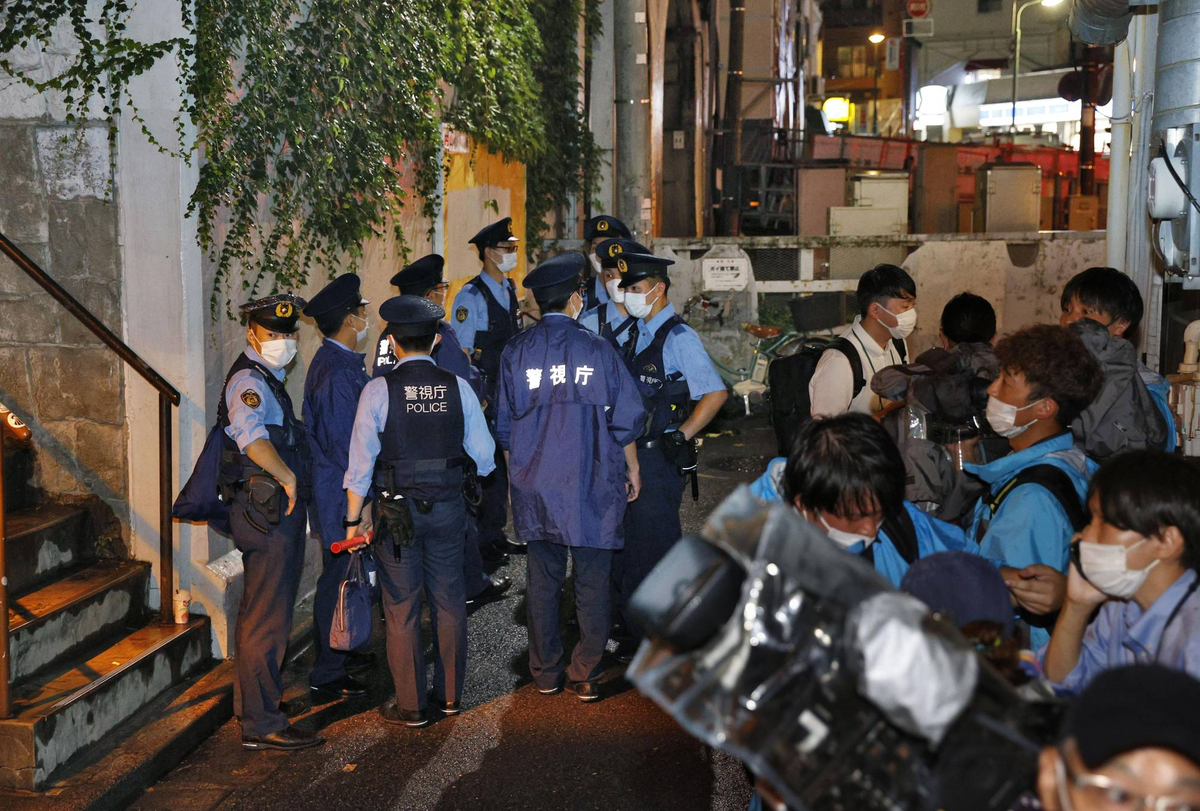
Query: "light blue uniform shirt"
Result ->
[[1038, 569, 1200, 695], [964, 433, 1097, 648], [450, 271, 516, 354], [749, 457, 993, 588], [224, 346, 288, 452], [579, 300, 634, 346], [590, 274, 609, 307], [635, 303, 725, 400], [342, 355, 496, 497]]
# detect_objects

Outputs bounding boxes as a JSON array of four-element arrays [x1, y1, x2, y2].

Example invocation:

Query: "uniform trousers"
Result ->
[[462, 513, 490, 600], [613, 446, 685, 641], [231, 492, 307, 737], [477, 442, 509, 549], [374, 496, 468, 711], [526, 540, 612, 690]]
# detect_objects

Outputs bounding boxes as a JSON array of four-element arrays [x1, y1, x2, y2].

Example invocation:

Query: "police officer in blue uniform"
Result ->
[[219, 293, 323, 751], [451, 217, 526, 558], [375, 254, 510, 606], [582, 215, 633, 311], [301, 274, 373, 700], [496, 254, 646, 701], [579, 237, 643, 356], [612, 252, 728, 657], [342, 296, 496, 728]]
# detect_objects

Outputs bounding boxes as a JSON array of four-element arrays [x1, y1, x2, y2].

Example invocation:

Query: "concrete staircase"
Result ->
[[0, 447, 213, 791]]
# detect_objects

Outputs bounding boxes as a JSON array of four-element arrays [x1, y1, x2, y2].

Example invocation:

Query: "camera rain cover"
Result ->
[[627, 486, 980, 811]]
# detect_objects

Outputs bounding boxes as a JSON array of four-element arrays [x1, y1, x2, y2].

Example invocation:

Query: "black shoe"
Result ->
[[481, 544, 508, 562], [279, 697, 309, 717], [612, 639, 639, 665], [311, 674, 369, 698], [536, 679, 564, 696], [379, 699, 429, 728], [345, 651, 376, 674], [566, 680, 601, 702], [433, 697, 462, 715], [497, 538, 528, 555], [242, 725, 325, 751], [467, 575, 512, 607]]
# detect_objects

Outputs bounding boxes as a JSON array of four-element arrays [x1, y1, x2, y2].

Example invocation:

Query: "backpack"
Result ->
[[1069, 319, 1168, 460], [768, 334, 907, 456], [974, 463, 1088, 544]]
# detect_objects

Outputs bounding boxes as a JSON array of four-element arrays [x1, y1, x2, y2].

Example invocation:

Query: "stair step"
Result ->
[[8, 560, 149, 682], [0, 616, 211, 791], [4, 505, 92, 595]]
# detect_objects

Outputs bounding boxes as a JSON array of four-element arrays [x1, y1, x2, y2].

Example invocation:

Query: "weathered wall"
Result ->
[[0, 30, 128, 536]]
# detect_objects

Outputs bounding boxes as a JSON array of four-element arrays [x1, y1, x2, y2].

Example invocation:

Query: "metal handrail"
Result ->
[[0, 231, 180, 718]]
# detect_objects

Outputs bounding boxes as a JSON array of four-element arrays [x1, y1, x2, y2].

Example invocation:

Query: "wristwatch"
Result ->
[[670, 430, 688, 445]]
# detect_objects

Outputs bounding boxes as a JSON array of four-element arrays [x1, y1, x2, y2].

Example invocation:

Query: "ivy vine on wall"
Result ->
[[0, 0, 601, 316]]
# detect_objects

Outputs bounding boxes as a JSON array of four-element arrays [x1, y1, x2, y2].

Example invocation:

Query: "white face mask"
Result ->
[[1077, 538, 1159, 599], [492, 250, 518, 274], [880, 304, 918, 340], [256, 337, 298, 369], [625, 287, 661, 319], [571, 293, 585, 321], [817, 513, 878, 550], [605, 278, 625, 304], [349, 314, 368, 347], [590, 255, 603, 275], [985, 395, 1043, 438]]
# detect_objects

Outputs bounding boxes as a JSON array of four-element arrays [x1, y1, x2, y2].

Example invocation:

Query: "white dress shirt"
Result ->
[[809, 317, 904, 417]]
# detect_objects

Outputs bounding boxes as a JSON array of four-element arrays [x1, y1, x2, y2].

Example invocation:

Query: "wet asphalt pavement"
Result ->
[[133, 414, 776, 811]]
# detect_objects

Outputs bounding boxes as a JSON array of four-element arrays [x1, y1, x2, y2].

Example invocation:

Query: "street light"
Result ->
[[1011, 0, 1064, 134], [869, 33, 885, 133]]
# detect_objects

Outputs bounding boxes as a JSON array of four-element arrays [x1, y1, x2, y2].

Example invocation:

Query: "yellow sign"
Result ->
[[823, 97, 851, 123]]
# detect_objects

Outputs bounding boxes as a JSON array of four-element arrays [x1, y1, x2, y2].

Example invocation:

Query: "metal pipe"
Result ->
[[1107, 33, 1133, 268], [0, 429, 9, 719], [158, 393, 174, 625], [1068, 0, 1135, 46]]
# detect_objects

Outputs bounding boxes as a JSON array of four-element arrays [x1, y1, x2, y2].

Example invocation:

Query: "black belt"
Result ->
[[637, 438, 668, 450]]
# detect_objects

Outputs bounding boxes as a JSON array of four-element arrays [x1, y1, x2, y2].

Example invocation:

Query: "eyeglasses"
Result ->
[[1058, 751, 1200, 811]]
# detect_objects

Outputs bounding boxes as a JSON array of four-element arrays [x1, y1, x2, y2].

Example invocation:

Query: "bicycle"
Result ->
[[711, 322, 808, 416]]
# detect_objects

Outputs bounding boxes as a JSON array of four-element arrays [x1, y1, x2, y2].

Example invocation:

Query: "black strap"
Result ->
[[879, 506, 920, 566], [979, 464, 1088, 543], [829, 335, 907, 401]]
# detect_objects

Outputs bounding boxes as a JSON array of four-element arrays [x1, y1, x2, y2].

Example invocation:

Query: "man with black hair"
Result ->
[[496, 253, 645, 701], [342, 296, 496, 728], [580, 237, 642, 354], [451, 217, 525, 559], [941, 291, 996, 347], [1059, 266, 1176, 452], [810, 263, 916, 417], [302, 274, 373, 701], [1037, 665, 1200, 810], [749, 414, 991, 586], [966, 324, 1105, 648], [613, 251, 727, 655], [582, 215, 633, 310], [1042, 451, 1200, 691]]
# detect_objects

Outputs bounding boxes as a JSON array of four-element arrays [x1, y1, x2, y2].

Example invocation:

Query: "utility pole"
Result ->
[[719, 0, 746, 235], [614, 0, 652, 239]]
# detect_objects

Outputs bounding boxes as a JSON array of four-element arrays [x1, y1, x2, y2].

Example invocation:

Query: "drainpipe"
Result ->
[[1107, 32, 1132, 268], [1068, 0, 1134, 45]]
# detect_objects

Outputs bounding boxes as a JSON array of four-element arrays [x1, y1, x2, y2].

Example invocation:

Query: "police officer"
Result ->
[[220, 293, 322, 750], [613, 252, 728, 658], [451, 217, 526, 558], [342, 296, 496, 728], [301, 274, 373, 700], [496, 253, 646, 701], [582, 215, 633, 311], [580, 237, 643, 356], [377, 254, 511, 607]]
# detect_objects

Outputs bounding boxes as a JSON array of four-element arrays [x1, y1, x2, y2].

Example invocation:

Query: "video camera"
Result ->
[[625, 488, 1060, 811]]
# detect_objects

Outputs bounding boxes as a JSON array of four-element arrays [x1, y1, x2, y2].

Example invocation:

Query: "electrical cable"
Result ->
[[1159, 142, 1200, 217]]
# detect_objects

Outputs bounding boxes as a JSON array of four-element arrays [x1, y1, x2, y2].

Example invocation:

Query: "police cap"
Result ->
[[378, 295, 444, 337], [616, 252, 675, 288], [595, 238, 650, 269], [524, 253, 586, 302], [240, 293, 307, 333], [390, 253, 444, 295], [303, 273, 368, 320], [468, 217, 519, 248], [584, 215, 632, 242]]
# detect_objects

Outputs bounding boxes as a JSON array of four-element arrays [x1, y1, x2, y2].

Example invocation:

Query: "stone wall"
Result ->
[[0, 61, 128, 531]]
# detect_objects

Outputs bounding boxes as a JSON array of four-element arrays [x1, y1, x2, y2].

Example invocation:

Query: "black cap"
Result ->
[[524, 253, 586, 302], [899, 551, 1015, 637], [378, 295, 444, 337], [303, 273, 368, 320], [584, 215, 632, 241], [390, 254, 445, 295], [468, 217, 518, 248], [240, 293, 306, 333], [1063, 665, 1200, 769], [595, 238, 650, 269], [616, 252, 675, 289]]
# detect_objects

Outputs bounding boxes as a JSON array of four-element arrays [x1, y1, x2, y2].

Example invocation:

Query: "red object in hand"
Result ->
[[331, 531, 373, 554], [0, 402, 31, 442]]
